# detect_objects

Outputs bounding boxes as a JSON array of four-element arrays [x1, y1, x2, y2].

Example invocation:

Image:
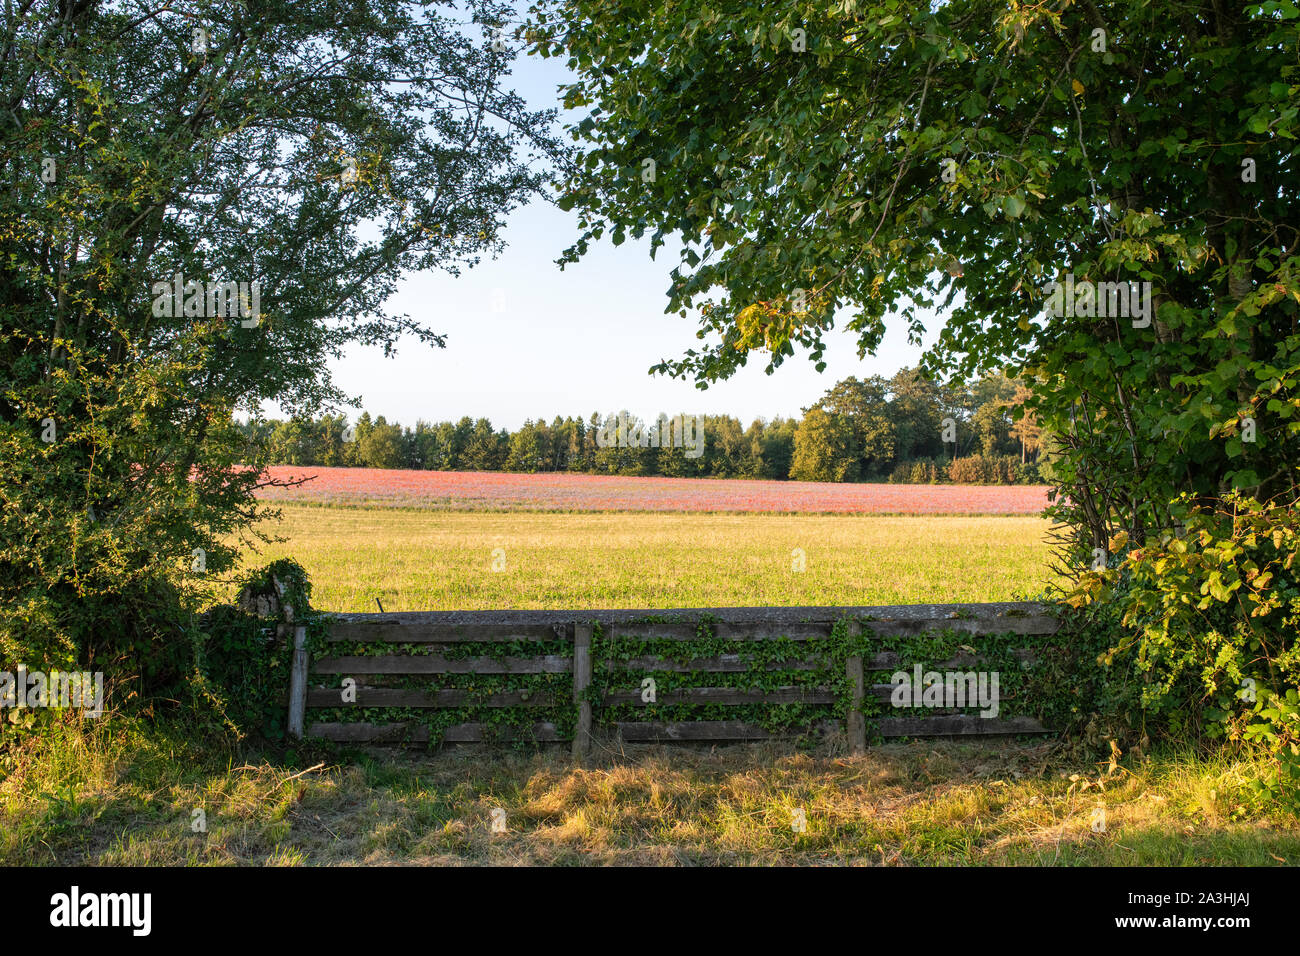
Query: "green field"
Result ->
[[236, 504, 1057, 611]]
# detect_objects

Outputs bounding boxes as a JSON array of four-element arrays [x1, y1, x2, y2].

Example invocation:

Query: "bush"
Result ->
[[948, 454, 988, 483], [1013, 459, 1042, 483], [1068, 494, 1300, 811], [996, 455, 1018, 483], [1032, 590, 1146, 748], [941, 454, 1024, 484], [197, 560, 323, 741]]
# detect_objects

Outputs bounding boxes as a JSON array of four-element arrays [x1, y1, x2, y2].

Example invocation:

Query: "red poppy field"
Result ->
[[256, 466, 1050, 515]]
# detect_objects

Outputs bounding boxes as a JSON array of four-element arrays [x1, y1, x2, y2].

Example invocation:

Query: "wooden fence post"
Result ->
[[287, 624, 309, 740], [845, 619, 866, 755], [572, 622, 593, 760], [274, 574, 311, 741]]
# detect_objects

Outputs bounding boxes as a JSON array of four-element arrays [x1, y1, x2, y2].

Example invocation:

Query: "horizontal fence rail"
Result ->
[[290, 603, 1062, 754]]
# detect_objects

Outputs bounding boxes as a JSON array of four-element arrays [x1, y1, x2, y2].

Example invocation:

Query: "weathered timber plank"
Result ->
[[608, 650, 1040, 674], [614, 720, 839, 742], [303, 602, 1052, 629], [312, 655, 571, 675], [714, 621, 836, 640], [572, 622, 593, 760], [444, 722, 560, 742], [593, 617, 1055, 641], [876, 715, 1050, 737], [605, 655, 819, 673], [307, 721, 562, 743], [868, 683, 1005, 701], [865, 648, 1039, 671], [310, 661, 1036, 691], [600, 622, 835, 641], [304, 687, 558, 707], [601, 686, 836, 706], [846, 621, 866, 755], [326, 619, 568, 644], [858, 615, 1058, 638], [306, 714, 1052, 745]]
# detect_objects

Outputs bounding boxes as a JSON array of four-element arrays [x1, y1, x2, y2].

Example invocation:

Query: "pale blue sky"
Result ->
[[322, 41, 945, 432]]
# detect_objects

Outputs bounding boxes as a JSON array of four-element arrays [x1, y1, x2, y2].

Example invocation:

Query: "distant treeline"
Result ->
[[244, 368, 1045, 484]]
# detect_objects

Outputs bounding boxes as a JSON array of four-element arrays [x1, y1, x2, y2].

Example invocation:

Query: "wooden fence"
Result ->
[[289, 602, 1061, 756]]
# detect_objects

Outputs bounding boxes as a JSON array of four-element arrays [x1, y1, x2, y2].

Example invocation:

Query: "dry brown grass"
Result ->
[[5, 718, 1297, 866]]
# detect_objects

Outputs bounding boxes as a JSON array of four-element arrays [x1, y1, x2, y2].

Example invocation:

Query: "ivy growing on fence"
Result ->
[[200, 568, 1068, 750], [306, 635, 577, 748], [590, 616, 857, 739]]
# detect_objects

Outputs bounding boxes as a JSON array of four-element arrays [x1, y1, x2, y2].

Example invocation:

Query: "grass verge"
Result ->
[[4, 716, 1296, 866]]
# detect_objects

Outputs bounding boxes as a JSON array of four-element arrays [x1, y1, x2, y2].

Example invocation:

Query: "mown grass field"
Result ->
[[5, 719, 1297, 866], [233, 503, 1057, 611]]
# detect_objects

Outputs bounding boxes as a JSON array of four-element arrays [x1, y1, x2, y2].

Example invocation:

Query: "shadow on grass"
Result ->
[[3, 718, 1297, 866]]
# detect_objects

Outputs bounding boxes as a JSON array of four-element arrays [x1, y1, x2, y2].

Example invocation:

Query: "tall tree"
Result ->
[[790, 406, 857, 482], [463, 417, 506, 470], [506, 420, 545, 472], [887, 368, 944, 462], [1, 0, 559, 673], [358, 415, 404, 468], [1006, 384, 1044, 465], [810, 376, 898, 478]]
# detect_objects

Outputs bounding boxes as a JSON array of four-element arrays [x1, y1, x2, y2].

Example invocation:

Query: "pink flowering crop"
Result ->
[[257, 467, 1049, 514]]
